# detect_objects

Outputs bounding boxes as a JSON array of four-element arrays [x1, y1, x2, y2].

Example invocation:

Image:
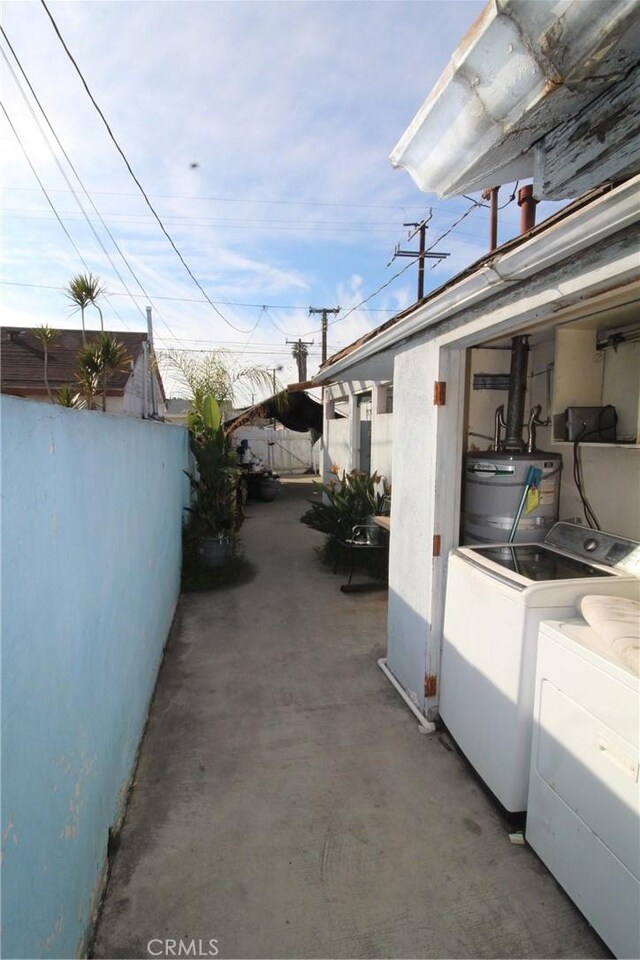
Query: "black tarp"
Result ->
[[225, 391, 323, 434]]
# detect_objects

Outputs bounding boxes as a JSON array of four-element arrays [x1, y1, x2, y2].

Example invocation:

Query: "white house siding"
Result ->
[[122, 353, 165, 417], [323, 381, 393, 485], [384, 211, 640, 719]]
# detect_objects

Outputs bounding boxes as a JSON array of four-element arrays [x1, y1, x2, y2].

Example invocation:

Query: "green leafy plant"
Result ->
[[160, 348, 276, 419], [95, 332, 130, 411], [185, 395, 244, 540], [33, 324, 59, 402], [74, 333, 130, 411], [56, 384, 79, 408], [76, 343, 102, 409], [300, 469, 388, 541]]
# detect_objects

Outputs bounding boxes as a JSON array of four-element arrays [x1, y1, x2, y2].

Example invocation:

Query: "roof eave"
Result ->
[[390, 0, 640, 200]]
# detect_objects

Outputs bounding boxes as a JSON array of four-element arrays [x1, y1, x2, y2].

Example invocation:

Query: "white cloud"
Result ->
[[2, 0, 495, 375]]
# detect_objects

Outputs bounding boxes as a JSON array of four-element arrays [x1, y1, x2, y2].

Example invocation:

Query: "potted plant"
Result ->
[[186, 395, 243, 567]]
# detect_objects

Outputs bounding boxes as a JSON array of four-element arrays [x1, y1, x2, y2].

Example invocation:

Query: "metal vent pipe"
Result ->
[[517, 184, 537, 233], [504, 335, 529, 451]]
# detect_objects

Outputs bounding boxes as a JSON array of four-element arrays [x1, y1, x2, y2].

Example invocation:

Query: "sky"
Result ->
[[1, 0, 560, 403]]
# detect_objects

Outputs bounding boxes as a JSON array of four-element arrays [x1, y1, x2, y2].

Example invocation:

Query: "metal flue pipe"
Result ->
[[504, 336, 530, 451], [517, 184, 537, 233]]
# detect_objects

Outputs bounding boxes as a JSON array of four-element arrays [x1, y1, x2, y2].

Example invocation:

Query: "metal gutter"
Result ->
[[390, 0, 640, 199], [315, 175, 640, 383]]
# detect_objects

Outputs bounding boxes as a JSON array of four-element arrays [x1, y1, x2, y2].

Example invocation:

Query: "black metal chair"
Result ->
[[333, 520, 389, 592]]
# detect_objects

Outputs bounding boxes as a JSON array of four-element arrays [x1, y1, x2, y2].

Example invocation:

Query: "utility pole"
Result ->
[[309, 306, 340, 365], [267, 364, 283, 420], [287, 337, 314, 382], [391, 215, 450, 302]]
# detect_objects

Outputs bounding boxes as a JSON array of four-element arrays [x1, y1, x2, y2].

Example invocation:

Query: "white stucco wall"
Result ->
[[323, 380, 393, 485], [122, 354, 165, 417]]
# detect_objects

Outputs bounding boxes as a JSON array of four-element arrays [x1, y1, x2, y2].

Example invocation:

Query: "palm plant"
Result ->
[[66, 273, 106, 344], [56, 384, 79, 408], [159, 348, 283, 430], [75, 334, 130, 411], [95, 333, 130, 411], [33, 324, 59, 402], [75, 343, 102, 410]]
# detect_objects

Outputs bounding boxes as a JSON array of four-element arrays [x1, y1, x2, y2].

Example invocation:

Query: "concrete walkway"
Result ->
[[93, 479, 605, 960]]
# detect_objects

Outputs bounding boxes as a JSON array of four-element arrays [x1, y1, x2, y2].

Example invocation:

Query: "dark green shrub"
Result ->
[[300, 469, 388, 540]]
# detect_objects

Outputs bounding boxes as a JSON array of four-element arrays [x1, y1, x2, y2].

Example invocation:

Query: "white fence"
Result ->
[[232, 426, 319, 474]]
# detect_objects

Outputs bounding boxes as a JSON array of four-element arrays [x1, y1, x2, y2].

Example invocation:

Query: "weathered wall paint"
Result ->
[[1, 397, 190, 959]]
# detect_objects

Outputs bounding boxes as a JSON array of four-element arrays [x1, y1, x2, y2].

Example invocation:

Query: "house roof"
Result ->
[[390, 0, 640, 199], [0, 327, 148, 393]]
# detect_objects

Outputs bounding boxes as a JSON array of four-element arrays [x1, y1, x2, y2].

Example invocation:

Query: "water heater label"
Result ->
[[468, 462, 515, 477]]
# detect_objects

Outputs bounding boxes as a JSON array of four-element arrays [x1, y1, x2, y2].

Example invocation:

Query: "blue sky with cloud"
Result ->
[[2, 0, 557, 400]]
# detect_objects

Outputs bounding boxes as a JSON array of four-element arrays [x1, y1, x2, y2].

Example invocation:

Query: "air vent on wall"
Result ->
[[473, 374, 511, 391]]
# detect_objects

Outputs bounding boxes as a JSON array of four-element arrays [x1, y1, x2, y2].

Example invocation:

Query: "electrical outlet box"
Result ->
[[564, 406, 617, 442]]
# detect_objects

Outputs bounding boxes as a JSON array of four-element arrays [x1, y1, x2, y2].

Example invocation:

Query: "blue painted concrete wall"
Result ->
[[1, 397, 190, 959]]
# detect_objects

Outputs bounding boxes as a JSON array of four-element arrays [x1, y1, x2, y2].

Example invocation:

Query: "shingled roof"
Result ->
[[1, 327, 148, 394]]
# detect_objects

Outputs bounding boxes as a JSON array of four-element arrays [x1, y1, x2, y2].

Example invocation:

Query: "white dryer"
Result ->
[[440, 522, 640, 812], [526, 618, 639, 960]]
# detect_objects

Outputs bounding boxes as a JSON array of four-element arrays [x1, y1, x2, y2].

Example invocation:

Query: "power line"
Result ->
[[0, 40, 143, 333], [2, 184, 415, 214], [39, 0, 255, 336], [1, 184, 526, 224], [299, 199, 483, 338], [2, 211, 403, 234], [0, 280, 393, 312], [0, 26, 180, 341], [0, 99, 136, 332]]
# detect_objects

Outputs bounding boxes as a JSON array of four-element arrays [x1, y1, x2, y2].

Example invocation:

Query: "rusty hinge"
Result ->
[[424, 674, 438, 698], [433, 534, 441, 557], [433, 381, 446, 405]]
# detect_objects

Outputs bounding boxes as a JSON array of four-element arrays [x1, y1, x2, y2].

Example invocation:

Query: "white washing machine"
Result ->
[[526, 618, 639, 960], [440, 522, 640, 812]]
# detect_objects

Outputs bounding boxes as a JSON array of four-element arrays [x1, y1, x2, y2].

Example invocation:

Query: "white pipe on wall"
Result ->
[[377, 658, 436, 733]]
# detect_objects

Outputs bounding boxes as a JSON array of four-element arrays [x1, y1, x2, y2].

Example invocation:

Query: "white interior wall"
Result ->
[[466, 341, 555, 453], [466, 332, 639, 539]]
